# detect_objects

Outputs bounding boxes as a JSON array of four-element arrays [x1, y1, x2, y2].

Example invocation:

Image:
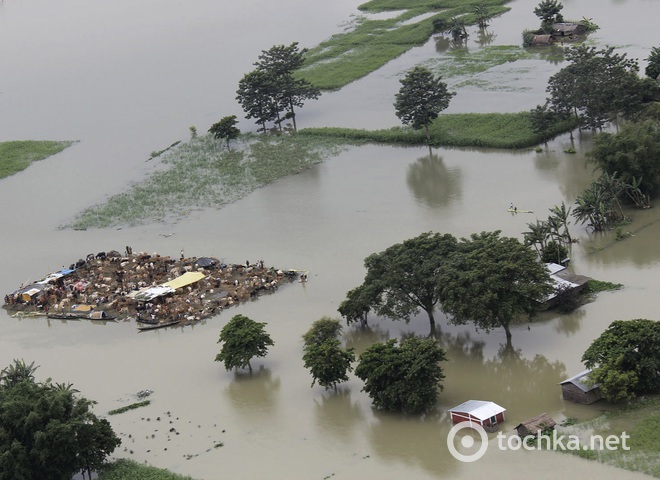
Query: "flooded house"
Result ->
[[514, 413, 556, 437], [449, 400, 506, 432], [559, 369, 603, 404]]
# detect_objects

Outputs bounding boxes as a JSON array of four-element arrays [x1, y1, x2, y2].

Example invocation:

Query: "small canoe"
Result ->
[[507, 209, 534, 213], [138, 320, 181, 332], [47, 313, 84, 320]]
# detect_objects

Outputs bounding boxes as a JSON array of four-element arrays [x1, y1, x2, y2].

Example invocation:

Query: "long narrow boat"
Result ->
[[507, 209, 534, 213], [47, 313, 84, 320], [137, 320, 181, 332]]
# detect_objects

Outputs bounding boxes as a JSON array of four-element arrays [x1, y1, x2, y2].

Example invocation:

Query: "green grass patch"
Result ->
[[66, 134, 346, 229], [108, 400, 151, 415], [582, 279, 623, 295], [300, 112, 577, 149], [558, 396, 660, 477], [99, 459, 199, 480], [300, 0, 513, 90], [0, 140, 75, 179]]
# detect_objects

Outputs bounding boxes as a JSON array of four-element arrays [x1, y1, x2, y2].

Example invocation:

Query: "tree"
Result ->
[[302, 317, 355, 390], [251, 42, 321, 132], [303, 339, 355, 391], [208, 115, 240, 149], [645, 46, 660, 79], [0, 359, 120, 480], [533, 0, 563, 32], [473, 3, 492, 29], [588, 119, 660, 198], [337, 284, 377, 326], [545, 46, 648, 131], [394, 66, 455, 145], [355, 337, 447, 413], [439, 231, 554, 344], [236, 70, 280, 132], [215, 314, 274, 372], [339, 232, 458, 332], [582, 319, 660, 402]]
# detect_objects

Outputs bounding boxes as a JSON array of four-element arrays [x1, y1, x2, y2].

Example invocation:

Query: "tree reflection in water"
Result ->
[[406, 153, 462, 209]]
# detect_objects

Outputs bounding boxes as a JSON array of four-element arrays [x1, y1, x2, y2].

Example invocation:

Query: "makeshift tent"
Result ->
[[195, 257, 217, 268], [162, 271, 206, 290], [71, 304, 94, 313], [36, 268, 75, 285], [127, 285, 175, 301]]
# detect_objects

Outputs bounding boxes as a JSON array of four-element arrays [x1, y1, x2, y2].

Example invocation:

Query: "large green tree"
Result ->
[[236, 70, 280, 133], [339, 232, 458, 332], [215, 314, 274, 372], [545, 46, 648, 130], [355, 337, 447, 413], [533, 0, 563, 32], [0, 359, 120, 480], [645, 46, 660, 80], [582, 319, 660, 402], [302, 317, 355, 390], [439, 231, 554, 343], [394, 66, 455, 144]]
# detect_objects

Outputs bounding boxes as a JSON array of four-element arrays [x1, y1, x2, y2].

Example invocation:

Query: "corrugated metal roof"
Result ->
[[559, 369, 599, 392], [449, 400, 506, 420]]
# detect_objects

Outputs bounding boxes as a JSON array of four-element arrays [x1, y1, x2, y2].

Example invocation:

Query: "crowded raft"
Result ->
[[3, 247, 302, 330]]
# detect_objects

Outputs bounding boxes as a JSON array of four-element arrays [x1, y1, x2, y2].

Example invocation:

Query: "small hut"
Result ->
[[559, 369, 602, 404], [514, 413, 556, 437], [552, 23, 587, 36], [531, 34, 554, 45], [449, 400, 506, 432]]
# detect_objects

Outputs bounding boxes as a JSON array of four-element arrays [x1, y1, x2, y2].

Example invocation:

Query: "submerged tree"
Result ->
[[215, 314, 274, 372], [339, 232, 458, 332], [302, 317, 355, 390], [355, 337, 447, 413], [439, 231, 554, 344], [394, 66, 455, 146], [533, 0, 563, 32]]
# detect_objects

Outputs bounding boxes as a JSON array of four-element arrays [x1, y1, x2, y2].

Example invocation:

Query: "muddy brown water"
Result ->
[[1, 0, 659, 479]]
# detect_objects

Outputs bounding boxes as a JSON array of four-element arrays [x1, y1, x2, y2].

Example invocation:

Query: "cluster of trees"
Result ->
[[533, 0, 564, 33], [0, 360, 120, 480], [582, 319, 660, 402], [338, 231, 554, 343], [531, 45, 657, 134], [215, 314, 447, 413], [236, 42, 321, 133]]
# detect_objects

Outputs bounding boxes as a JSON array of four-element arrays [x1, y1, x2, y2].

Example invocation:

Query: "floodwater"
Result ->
[[1, 0, 659, 479]]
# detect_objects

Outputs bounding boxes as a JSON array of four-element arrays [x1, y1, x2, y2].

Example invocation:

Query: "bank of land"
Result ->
[[0, 140, 74, 179]]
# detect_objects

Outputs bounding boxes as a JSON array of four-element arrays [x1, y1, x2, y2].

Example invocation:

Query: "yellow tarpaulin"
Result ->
[[161, 271, 206, 290]]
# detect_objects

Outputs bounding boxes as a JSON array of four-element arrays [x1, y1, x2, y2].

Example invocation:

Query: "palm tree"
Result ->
[[548, 202, 573, 243], [523, 220, 551, 255], [473, 3, 492, 29], [0, 359, 39, 388]]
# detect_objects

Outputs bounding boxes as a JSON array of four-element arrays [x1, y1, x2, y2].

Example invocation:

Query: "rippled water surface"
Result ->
[[1, 0, 659, 479]]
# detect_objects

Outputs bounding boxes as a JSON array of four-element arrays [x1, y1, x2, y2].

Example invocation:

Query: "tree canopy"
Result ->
[[0, 359, 120, 480], [302, 317, 355, 390], [354, 337, 447, 413], [208, 115, 241, 149], [214, 314, 274, 372], [236, 42, 321, 133], [439, 231, 554, 343], [339, 232, 458, 332], [545, 46, 649, 131], [582, 319, 660, 402], [645, 46, 660, 80], [533, 0, 563, 32], [394, 66, 455, 143]]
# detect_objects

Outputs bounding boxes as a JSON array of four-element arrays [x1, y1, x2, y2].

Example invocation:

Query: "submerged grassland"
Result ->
[[67, 134, 346, 229], [99, 459, 199, 480], [300, 0, 513, 90], [0, 140, 75, 179], [558, 396, 660, 478], [301, 112, 577, 149]]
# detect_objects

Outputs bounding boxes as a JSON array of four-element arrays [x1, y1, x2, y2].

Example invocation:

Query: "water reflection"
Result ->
[[225, 366, 280, 417], [474, 27, 497, 47], [553, 309, 586, 337], [313, 388, 363, 440], [406, 153, 462, 209], [367, 410, 458, 477], [343, 324, 391, 356]]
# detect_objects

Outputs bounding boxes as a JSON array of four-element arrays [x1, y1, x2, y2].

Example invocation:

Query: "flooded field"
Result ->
[[1, 0, 659, 479]]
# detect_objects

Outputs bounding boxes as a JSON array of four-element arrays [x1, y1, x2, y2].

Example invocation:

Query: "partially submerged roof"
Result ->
[[559, 369, 599, 392], [449, 400, 506, 421], [515, 413, 556, 434], [127, 285, 175, 301]]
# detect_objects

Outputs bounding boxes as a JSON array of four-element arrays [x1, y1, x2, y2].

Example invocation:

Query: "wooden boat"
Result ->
[[507, 209, 534, 213], [47, 313, 84, 320], [137, 320, 181, 332]]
